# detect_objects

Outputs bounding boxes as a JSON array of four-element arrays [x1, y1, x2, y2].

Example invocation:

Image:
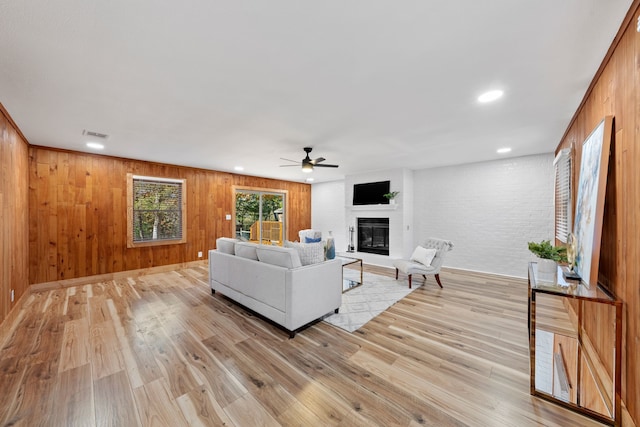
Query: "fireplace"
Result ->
[[357, 218, 389, 255]]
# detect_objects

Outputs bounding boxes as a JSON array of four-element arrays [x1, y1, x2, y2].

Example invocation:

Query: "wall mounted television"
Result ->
[[353, 180, 390, 205]]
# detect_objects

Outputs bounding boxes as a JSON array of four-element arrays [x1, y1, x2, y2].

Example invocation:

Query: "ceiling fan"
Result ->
[[280, 147, 339, 173]]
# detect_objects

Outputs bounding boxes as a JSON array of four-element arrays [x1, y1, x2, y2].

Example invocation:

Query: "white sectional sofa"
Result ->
[[209, 238, 342, 337]]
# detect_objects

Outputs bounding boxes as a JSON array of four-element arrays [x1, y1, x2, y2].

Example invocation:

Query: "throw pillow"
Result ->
[[304, 236, 322, 243], [285, 241, 325, 265], [299, 229, 322, 241], [410, 246, 437, 267]]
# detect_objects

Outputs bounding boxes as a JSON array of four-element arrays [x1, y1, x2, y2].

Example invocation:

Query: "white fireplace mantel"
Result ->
[[348, 204, 398, 211]]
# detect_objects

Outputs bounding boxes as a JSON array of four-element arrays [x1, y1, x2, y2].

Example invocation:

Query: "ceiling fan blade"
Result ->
[[280, 148, 336, 170]]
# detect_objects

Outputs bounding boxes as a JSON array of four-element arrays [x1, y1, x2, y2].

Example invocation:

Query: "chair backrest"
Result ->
[[298, 229, 322, 242], [421, 238, 454, 272]]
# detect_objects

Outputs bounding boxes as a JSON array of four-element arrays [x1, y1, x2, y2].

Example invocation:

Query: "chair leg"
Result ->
[[408, 274, 412, 289], [395, 268, 399, 280], [435, 274, 443, 288]]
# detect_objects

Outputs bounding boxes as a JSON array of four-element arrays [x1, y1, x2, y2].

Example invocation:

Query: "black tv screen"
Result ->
[[353, 181, 390, 205]]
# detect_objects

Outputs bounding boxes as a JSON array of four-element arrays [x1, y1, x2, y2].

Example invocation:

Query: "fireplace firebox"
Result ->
[[357, 218, 389, 255]]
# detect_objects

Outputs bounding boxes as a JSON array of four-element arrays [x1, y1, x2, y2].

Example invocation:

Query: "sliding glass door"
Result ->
[[235, 189, 285, 246]]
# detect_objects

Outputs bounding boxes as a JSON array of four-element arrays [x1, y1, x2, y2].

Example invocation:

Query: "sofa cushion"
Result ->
[[285, 241, 325, 265], [410, 246, 437, 266], [217, 237, 238, 254], [257, 245, 302, 269], [235, 242, 259, 260]]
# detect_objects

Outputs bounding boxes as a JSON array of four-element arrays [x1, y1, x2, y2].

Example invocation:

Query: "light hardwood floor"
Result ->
[[0, 263, 605, 426]]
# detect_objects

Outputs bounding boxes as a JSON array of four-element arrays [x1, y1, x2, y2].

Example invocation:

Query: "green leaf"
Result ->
[[527, 240, 568, 263]]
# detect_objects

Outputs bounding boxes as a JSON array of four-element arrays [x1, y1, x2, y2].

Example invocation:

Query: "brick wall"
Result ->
[[413, 153, 554, 278]]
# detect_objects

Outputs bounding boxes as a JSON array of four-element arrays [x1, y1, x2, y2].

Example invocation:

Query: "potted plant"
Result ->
[[528, 240, 567, 282], [383, 191, 400, 205]]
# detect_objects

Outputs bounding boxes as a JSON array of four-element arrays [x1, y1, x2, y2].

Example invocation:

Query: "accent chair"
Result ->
[[393, 238, 454, 288]]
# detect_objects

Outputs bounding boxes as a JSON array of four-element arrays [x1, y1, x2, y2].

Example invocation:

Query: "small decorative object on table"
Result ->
[[562, 232, 581, 280], [527, 239, 567, 283], [325, 231, 336, 260], [383, 191, 400, 205]]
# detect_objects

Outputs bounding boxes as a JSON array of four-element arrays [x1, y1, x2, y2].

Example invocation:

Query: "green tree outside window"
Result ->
[[127, 175, 187, 247]]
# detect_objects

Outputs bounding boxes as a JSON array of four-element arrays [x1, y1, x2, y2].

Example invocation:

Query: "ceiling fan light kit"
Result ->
[[280, 147, 339, 173]]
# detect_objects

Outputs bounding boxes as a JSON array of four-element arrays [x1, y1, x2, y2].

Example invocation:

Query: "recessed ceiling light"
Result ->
[[86, 142, 104, 150], [234, 166, 244, 171], [497, 147, 511, 154], [305, 178, 314, 182], [478, 90, 504, 103]]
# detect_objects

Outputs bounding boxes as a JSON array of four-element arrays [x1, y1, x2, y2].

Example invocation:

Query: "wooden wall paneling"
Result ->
[[93, 157, 108, 274], [28, 147, 312, 284], [113, 186, 124, 272], [0, 183, 4, 323], [1, 113, 7, 322], [215, 173, 233, 239], [0, 104, 29, 326], [190, 169, 200, 260], [555, 3, 640, 424], [624, 23, 639, 422], [57, 155, 69, 280], [87, 156, 96, 275], [13, 114, 29, 307]]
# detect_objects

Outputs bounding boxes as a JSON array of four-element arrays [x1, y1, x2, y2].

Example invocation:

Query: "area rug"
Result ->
[[322, 269, 422, 332]]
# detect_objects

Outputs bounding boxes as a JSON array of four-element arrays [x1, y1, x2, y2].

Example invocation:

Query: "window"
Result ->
[[233, 186, 286, 245], [127, 174, 187, 247], [554, 149, 572, 243]]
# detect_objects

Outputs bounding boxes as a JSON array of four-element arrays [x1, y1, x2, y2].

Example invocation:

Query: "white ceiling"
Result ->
[[0, 0, 632, 183]]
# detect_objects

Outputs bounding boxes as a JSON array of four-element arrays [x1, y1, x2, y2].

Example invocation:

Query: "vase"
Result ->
[[537, 258, 558, 283], [326, 234, 336, 260]]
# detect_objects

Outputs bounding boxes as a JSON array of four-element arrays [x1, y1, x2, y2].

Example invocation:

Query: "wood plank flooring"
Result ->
[[0, 263, 606, 426]]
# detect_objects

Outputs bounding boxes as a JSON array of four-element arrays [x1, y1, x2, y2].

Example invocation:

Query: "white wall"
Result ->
[[414, 153, 555, 277], [344, 169, 412, 265], [312, 169, 413, 267], [310, 180, 347, 250], [312, 153, 555, 278]]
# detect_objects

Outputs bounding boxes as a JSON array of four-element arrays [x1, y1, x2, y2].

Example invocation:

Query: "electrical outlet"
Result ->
[[10, 289, 15, 302], [198, 251, 203, 258]]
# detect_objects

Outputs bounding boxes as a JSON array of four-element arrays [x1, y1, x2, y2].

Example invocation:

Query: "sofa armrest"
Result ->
[[285, 259, 342, 330]]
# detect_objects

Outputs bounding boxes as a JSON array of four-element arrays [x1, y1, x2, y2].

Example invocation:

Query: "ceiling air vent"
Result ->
[[82, 129, 109, 139]]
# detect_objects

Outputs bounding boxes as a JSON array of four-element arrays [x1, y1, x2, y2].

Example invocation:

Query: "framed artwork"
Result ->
[[572, 116, 613, 288]]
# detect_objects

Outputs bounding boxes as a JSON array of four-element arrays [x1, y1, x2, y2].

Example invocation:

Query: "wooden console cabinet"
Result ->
[[528, 262, 622, 426]]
